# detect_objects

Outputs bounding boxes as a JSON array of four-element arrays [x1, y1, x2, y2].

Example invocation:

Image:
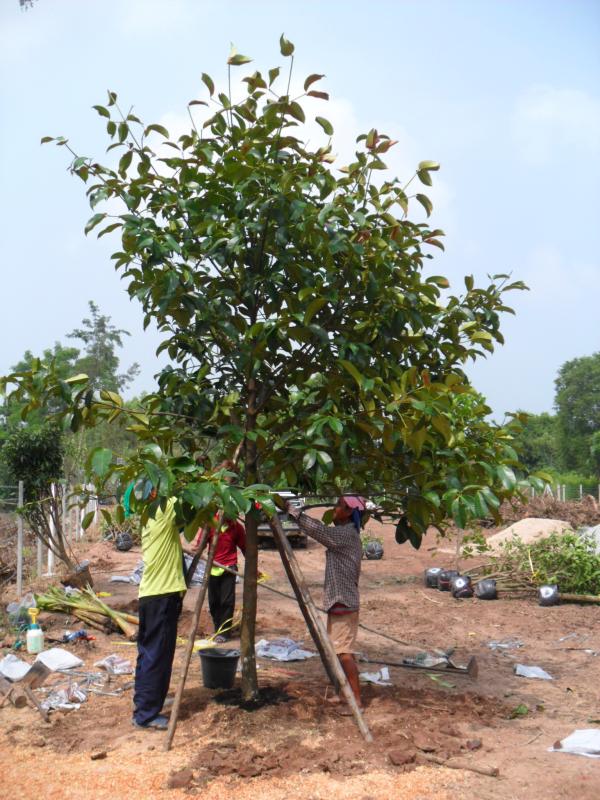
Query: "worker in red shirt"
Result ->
[[204, 517, 246, 643]]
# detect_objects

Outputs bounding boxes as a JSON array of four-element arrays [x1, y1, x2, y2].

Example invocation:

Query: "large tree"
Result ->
[[2, 38, 544, 699], [555, 352, 600, 475]]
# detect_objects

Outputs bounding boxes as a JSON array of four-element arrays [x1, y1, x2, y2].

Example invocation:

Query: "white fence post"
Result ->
[[46, 483, 56, 576], [16, 481, 24, 599], [61, 484, 68, 544]]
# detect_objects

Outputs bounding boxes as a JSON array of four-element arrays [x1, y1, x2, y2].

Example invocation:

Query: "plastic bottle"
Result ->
[[26, 607, 44, 654]]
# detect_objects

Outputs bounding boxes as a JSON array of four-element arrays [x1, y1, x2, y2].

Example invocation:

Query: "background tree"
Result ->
[[68, 300, 140, 393], [510, 411, 559, 472], [2, 38, 545, 699], [555, 352, 600, 475], [2, 423, 74, 569]]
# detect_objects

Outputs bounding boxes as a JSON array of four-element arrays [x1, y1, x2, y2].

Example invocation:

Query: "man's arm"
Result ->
[[294, 512, 349, 550]]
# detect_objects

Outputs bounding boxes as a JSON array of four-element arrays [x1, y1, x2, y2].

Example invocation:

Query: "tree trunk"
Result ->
[[240, 510, 259, 700], [240, 380, 259, 701]]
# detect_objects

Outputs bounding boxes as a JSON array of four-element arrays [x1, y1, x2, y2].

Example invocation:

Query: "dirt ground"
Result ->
[[1, 515, 599, 800]]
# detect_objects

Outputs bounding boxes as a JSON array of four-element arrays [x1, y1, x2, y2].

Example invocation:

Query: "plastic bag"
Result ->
[[6, 593, 36, 629]]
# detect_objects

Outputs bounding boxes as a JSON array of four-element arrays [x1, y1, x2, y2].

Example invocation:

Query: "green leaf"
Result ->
[[93, 105, 110, 118], [316, 116, 334, 135], [183, 482, 215, 508], [288, 101, 306, 122], [85, 213, 106, 235], [228, 52, 253, 66], [417, 169, 433, 186], [90, 447, 112, 478], [201, 72, 215, 96], [119, 150, 133, 176], [144, 123, 169, 138], [40, 136, 54, 144], [339, 359, 363, 387], [303, 297, 326, 325], [82, 511, 95, 531], [280, 34, 295, 56], [303, 450, 317, 470], [496, 465, 516, 491], [418, 160, 440, 172], [268, 67, 280, 86], [416, 194, 433, 217], [510, 703, 529, 719]]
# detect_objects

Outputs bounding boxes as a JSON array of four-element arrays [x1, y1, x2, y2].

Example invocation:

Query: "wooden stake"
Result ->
[[163, 528, 220, 752], [422, 753, 499, 778], [0, 676, 28, 709], [269, 515, 373, 743]]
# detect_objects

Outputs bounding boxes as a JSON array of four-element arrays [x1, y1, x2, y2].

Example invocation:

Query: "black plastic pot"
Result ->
[[451, 575, 473, 598], [475, 578, 497, 600], [538, 585, 560, 607], [199, 648, 240, 689], [424, 567, 443, 588], [437, 569, 460, 591]]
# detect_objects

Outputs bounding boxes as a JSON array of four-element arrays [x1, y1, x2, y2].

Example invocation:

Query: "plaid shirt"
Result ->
[[297, 513, 362, 612]]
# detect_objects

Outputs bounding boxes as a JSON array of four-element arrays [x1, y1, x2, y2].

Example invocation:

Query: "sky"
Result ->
[[0, 0, 598, 418]]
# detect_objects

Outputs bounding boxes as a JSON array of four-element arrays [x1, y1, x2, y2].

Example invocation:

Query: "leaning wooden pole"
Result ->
[[269, 515, 373, 743], [272, 530, 340, 692], [164, 528, 221, 752]]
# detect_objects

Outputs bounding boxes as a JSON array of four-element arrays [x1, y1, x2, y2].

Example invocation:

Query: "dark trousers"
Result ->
[[208, 569, 236, 638], [133, 592, 182, 725]]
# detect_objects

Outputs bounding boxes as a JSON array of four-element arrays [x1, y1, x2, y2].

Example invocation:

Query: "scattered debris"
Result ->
[[90, 750, 108, 761], [255, 638, 315, 661], [0, 654, 31, 681], [549, 729, 600, 758], [41, 683, 87, 712], [514, 664, 553, 680], [359, 667, 392, 686], [93, 654, 133, 675], [488, 639, 524, 652], [35, 648, 84, 672]]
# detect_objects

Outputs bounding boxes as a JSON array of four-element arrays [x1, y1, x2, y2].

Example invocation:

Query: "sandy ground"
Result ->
[[1, 517, 599, 799]]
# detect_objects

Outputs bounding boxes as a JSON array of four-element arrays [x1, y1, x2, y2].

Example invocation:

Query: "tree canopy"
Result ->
[[1, 38, 544, 698]]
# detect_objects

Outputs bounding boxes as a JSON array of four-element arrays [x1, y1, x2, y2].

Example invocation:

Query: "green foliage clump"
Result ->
[[2, 423, 64, 502], [499, 531, 600, 595]]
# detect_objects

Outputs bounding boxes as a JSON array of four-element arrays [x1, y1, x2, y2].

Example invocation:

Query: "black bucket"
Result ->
[[199, 648, 240, 689]]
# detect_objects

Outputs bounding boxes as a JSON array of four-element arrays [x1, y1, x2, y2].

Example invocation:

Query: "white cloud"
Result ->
[[512, 85, 600, 165]]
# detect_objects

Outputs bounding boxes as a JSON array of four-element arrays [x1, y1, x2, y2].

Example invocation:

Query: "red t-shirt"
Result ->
[[204, 520, 246, 568]]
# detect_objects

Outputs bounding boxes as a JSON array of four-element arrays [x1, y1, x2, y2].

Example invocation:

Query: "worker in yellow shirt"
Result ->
[[132, 490, 187, 730]]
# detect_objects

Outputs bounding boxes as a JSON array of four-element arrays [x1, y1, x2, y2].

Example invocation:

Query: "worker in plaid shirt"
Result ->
[[287, 495, 366, 712]]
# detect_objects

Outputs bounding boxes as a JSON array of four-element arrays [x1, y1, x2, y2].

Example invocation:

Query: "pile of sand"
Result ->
[[486, 517, 572, 550]]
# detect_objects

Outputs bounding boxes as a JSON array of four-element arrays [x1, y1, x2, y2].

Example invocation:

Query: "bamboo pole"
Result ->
[[269, 514, 373, 743], [164, 528, 221, 752]]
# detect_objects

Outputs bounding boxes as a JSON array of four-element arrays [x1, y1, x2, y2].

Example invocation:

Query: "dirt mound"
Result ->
[[499, 494, 600, 529]]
